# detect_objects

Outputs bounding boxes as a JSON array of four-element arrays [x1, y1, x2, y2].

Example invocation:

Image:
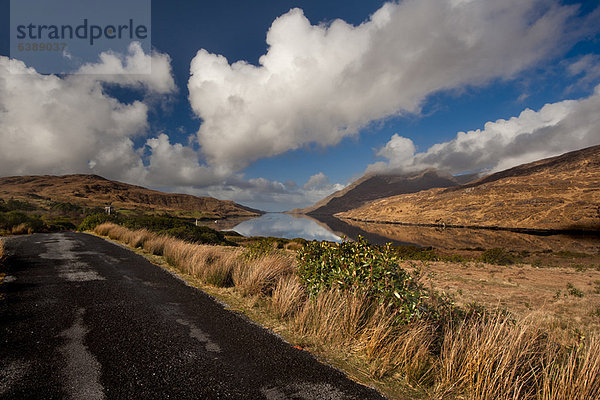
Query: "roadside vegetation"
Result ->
[[92, 222, 600, 399], [78, 213, 232, 246], [0, 197, 235, 247], [0, 197, 96, 235]]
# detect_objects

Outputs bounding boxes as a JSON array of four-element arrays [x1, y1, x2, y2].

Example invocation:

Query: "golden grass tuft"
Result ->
[[233, 253, 296, 296], [270, 274, 305, 318], [431, 314, 600, 400], [292, 289, 372, 348], [434, 316, 543, 399], [539, 336, 600, 400], [200, 248, 242, 287], [141, 235, 172, 256], [123, 228, 154, 248], [361, 310, 435, 384], [93, 223, 114, 236], [10, 223, 32, 235]]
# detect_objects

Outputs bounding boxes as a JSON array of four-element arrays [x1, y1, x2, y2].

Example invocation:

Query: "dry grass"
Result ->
[[233, 253, 296, 296], [432, 315, 600, 400], [0, 238, 4, 261], [413, 259, 600, 334], [270, 274, 305, 318], [540, 336, 600, 400], [92, 222, 600, 399], [10, 223, 33, 235], [292, 289, 374, 349], [434, 316, 544, 399], [141, 235, 172, 256], [362, 313, 435, 385]]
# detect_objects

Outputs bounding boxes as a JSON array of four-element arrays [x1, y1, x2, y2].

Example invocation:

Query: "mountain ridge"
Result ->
[[337, 145, 600, 231], [0, 174, 262, 219], [290, 169, 461, 215]]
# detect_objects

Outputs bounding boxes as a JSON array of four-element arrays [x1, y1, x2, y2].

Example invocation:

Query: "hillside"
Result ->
[[337, 145, 600, 231], [0, 174, 262, 219], [291, 169, 460, 215]]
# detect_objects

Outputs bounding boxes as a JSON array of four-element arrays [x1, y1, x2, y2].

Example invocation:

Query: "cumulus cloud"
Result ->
[[303, 172, 329, 190], [142, 134, 225, 186], [0, 46, 342, 210], [76, 42, 176, 94], [0, 45, 176, 183], [188, 0, 584, 174], [371, 85, 600, 175]]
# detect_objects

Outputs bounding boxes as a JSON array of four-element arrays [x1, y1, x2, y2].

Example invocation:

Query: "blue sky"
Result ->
[[0, 0, 599, 211]]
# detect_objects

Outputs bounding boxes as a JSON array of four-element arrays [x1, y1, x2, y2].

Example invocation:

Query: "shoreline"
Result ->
[[335, 216, 600, 237]]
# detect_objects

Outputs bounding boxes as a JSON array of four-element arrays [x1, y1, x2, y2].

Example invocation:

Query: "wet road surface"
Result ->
[[0, 232, 385, 399]]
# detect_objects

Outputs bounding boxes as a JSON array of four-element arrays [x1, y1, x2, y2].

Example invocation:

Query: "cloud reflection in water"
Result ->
[[229, 213, 341, 242]]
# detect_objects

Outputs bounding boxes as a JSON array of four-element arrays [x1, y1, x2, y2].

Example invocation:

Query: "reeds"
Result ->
[[93, 222, 600, 398], [270, 274, 305, 318], [233, 253, 296, 296], [434, 316, 544, 399], [539, 336, 600, 400], [10, 223, 32, 235]]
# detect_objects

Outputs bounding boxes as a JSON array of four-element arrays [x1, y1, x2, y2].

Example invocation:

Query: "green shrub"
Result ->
[[297, 236, 429, 323], [566, 283, 584, 298], [78, 213, 119, 231], [50, 202, 83, 215], [44, 217, 77, 231], [161, 224, 226, 245], [479, 248, 519, 265], [80, 213, 231, 246], [244, 238, 278, 259], [0, 211, 45, 233], [0, 198, 37, 212]]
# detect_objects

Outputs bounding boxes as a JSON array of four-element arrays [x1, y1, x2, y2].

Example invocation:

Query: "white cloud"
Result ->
[[174, 173, 345, 212], [142, 133, 224, 186], [375, 135, 417, 171], [76, 42, 176, 94], [303, 172, 329, 190], [567, 54, 600, 92], [188, 0, 583, 175], [371, 85, 600, 175], [0, 46, 176, 183], [0, 49, 342, 210]]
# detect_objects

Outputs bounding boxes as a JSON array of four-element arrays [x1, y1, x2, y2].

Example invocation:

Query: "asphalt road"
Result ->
[[0, 232, 386, 399]]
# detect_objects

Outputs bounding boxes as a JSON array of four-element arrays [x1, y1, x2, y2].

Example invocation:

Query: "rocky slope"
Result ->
[[291, 169, 460, 215], [337, 145, 600, 231]]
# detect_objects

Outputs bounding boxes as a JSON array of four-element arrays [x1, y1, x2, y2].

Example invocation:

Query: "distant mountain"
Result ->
[[338, 145, 600, 231], [290, 169, 461, 216], [0, 174, 262, 219]]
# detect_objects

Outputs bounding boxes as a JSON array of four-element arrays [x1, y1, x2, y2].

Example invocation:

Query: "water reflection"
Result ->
[[337, 218, 600, 254], [229, 213, 600, 254], [229, 213, 341, 242]]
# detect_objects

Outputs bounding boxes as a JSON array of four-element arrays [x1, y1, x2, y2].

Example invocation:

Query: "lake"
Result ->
[[229, 213, 600, 254], [227, 213, 342, 242]]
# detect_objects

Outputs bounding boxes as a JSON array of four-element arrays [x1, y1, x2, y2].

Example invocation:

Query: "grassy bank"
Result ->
[[92, 222, 600, 399]]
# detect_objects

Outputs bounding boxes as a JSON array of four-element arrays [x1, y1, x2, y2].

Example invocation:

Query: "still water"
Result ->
[[229, 213, 600, 254], [228, 213, 341, 242]]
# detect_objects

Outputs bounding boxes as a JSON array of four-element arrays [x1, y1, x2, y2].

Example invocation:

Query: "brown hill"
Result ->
[[290, 169, 460, 215], [337, 145, 600, 231], [0, 174, 262, 219]]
